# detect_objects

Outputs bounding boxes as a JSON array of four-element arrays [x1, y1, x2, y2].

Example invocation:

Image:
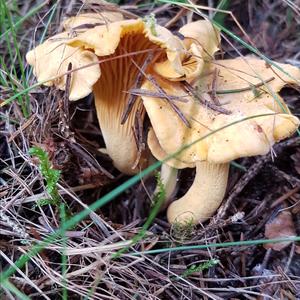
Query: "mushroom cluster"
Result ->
[[26, 12, 212, 174], [27, 11, 300, 225]]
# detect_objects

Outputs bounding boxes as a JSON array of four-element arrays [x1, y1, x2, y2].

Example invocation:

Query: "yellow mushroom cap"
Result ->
[[26, 12, 123, 100], [26, 16, 191, 103], [26, 16, 205, 104], [179, 20, 220, 52], [26, 12, 125, 101], [66, 18, 185, 74], [153, 20, 221, 81], [26, 31, 101, 100], [141, 57, 300, 164]]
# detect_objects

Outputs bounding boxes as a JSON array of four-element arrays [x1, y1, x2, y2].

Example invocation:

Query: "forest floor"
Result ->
[[1, 0, 300, 299]]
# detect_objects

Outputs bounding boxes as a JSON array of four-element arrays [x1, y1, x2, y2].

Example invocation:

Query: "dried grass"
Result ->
[[1, 0, 300, 299]]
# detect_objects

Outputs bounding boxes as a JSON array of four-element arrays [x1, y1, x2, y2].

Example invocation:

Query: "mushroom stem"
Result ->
[[154, 163, 178, 208], [92, 39, 152, 175], [167, 161, 229, 224], [94, 93, 143, 174]]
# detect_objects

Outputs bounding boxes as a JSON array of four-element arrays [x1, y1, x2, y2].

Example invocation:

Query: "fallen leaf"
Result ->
[[264, 211, 296, 251]]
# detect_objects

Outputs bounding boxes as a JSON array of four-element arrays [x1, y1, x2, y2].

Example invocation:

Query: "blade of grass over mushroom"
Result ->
[[125, 88, 189, 102], [129, 237, 300, 256], [213, 77, 276, 94], [0, 112, 292, 281], [112, 171, 166, 259]]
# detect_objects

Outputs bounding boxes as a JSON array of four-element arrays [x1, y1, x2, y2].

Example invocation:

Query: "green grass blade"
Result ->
[[27, 2, 59, 79], [2, 23, 26, 114], [212, 0, 231, 25], [1, 280, 31, 300], [0, 0, 48, 40], [0, 81, 41, 107], [0, 57, 11, 87], [129, 237, 300, 256], [60, 204, 68, 300], [1, 0, 30, 116], [112, 171, 166, 258], [230, 161, 247, 172]]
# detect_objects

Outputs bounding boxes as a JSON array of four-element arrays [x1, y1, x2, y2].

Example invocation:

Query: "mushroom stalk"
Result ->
[[93, 81, 144, 175], [91, 33, 157, 175], [167, 161, 229, 224]]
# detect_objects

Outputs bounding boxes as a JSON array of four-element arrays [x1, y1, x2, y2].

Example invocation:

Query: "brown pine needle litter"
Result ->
[[1, 0, 300, 299]]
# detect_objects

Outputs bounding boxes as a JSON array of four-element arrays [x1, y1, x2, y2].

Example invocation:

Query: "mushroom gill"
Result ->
[[91, 33, 160, 174]]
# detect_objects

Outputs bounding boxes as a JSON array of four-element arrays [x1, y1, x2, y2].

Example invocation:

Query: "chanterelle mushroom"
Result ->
[[26, 13, 206, 175], [141, 57, 300, 224]]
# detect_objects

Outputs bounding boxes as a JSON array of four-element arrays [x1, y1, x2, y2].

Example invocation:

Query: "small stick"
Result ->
[[213, 77, 275, 94], [72, 22, 104, 30], [131, 105, 146, 170], [64, 63, 72, 120], [125, 88, 188, 102], [183, 81, 231, 115], [164, 7, 187, 28], [68, 142, 114, 179], [208, 68, 221, 105], [121, 54, 153, 124], [147, 75, 191, 128], [58, 62, 72, 139]]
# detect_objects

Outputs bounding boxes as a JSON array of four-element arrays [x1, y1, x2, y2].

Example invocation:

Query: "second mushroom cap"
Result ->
[[141, 56, 300, 224]]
